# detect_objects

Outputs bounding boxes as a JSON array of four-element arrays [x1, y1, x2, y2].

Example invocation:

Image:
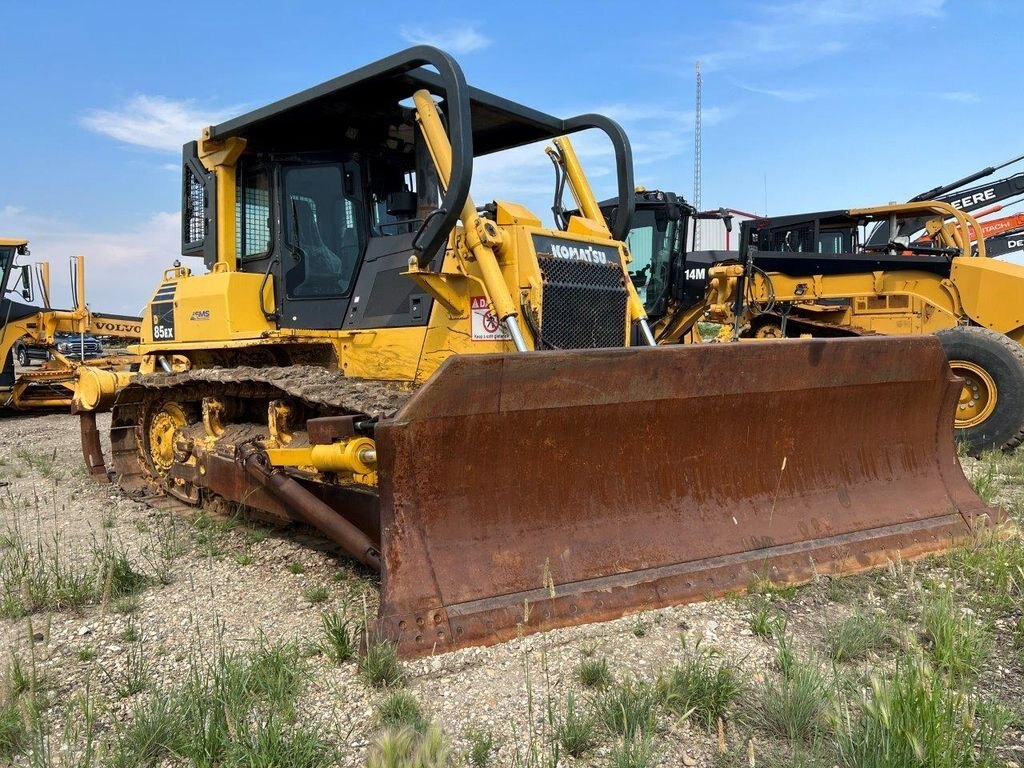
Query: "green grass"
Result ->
[[225, 713, 336, 767], [607, 736, 657, 768], [378, 690, 427, 732], [360, 639, 406, 688], [750, 600, 785, 638], [0, 523, 149, 620], [948, 531, 1024, 615], [755, 650, 835, 744], [120, 616, 141, 642], [826, 611, 895, 662], [101, 635, 150, 698], [96, 545, 150, 599], [76, 646, 97, 662], [968, 455, 1000, 503], [302, 584, 329, 604], [367, 725, 451, 768], [234, 551, 254, 566], [594, 680, 658, 740], [658, 642, 742, 729], [320, 611, 356, 663], [576, 656, 613, 690], [107, 637, 313, 767], [0, 654, 44, 762], [107, 695, 183, 768], [0, 700, 29, 763], [825, 574, 861, 604], [14, 448, 60, 480], [553, 692, 595, 758], [750, 577, 801, 600], [287, 560, 305, 575], [113, 595, 141, 615], [245, 526, 269, 545], [149, 518, 186, 570], [465, 726, 497, 768], [837, 657, 1007, 768], [921, 587, 991, 680]]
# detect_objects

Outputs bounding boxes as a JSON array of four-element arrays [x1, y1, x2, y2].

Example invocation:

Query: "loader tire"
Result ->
[[935, 326, 1024, 455]]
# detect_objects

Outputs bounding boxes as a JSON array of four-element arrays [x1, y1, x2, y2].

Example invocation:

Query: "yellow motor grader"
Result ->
[[605, 190, 1024, 454], [0, 239, 141, 408], [75, 47, 990, 657]]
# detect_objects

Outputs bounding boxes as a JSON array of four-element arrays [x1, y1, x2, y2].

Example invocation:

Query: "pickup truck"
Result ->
[[14, 332, 104, 366]]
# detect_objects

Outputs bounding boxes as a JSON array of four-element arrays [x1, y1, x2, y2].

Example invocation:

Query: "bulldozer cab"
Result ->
[[181, 47, 635, 334]]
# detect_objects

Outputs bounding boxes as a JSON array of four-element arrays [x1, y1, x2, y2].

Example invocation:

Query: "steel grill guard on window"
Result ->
[[537, 255, 628, 349], [183, 165, 207, 246]]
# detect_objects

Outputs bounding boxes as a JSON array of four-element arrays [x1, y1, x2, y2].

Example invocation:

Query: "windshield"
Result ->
[[625, 208, 682, 313]]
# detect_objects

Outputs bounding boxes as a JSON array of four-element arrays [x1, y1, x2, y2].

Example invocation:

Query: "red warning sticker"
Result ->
[[470, 296, 510, 341]]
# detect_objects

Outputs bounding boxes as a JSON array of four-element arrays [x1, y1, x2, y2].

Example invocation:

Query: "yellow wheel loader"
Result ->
[[0, 239, 141, 409], [603, 191, 1024, 455], [76, 47, 991, 657]]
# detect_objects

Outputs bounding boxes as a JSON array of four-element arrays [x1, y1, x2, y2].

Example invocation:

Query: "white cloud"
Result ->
[[81, 95, 238, 152], [731, 80, 818, 102], [699, 0, 945, 72], [398, 24, 491, 54], [766, 0, 943, 25], [0, 206, 180, 315], [940, 91, 981, 104]]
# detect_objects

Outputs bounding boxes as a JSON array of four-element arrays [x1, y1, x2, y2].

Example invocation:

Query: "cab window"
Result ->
[[282, 163, 365, 299]]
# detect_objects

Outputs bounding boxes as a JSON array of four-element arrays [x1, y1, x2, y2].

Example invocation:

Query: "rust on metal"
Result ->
[[238, 443, 382, 571], [374, 335, 994, 657], [78, 412, 110, 483], [308, 415, 359, 444]]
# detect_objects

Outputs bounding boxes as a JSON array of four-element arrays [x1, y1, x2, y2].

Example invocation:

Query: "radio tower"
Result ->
[[693, 60, 703, 249]]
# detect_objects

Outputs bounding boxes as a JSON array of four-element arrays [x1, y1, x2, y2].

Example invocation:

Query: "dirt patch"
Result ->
[[1, 412, 1022, 767]]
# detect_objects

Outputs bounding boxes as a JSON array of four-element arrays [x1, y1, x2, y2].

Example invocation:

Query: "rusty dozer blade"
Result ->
[[374, 335, 994, 657]]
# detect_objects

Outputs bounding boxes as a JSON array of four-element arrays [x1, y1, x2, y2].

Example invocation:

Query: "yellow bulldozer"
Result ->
[[603, 191, 1024, 454], [75, 47, 990, 657], [0, 238, 141, 409]]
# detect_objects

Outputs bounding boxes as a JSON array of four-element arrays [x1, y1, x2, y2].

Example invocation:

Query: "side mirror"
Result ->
[[17, 265, 31, 302]]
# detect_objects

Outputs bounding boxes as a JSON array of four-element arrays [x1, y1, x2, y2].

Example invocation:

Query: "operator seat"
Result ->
[[288, 198, 346, 297]]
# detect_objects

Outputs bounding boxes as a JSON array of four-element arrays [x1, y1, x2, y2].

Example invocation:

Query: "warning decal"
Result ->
[[470, 296, 510, 341]]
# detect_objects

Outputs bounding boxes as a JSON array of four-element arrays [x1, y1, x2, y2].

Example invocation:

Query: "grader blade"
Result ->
[[374, 335, 993, 657]]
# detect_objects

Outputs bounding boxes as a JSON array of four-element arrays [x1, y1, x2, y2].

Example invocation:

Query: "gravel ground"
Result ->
[[1, 411, 1022, 767]]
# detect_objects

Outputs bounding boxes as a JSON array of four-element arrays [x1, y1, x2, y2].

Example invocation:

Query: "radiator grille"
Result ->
[[538, 256, 628, 349]]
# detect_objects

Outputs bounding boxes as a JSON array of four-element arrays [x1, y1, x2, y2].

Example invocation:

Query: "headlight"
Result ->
[[57, 343, 72, 352]]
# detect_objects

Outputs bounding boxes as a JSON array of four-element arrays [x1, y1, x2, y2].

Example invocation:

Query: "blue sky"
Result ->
[[1, 0, 1021, 313]]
